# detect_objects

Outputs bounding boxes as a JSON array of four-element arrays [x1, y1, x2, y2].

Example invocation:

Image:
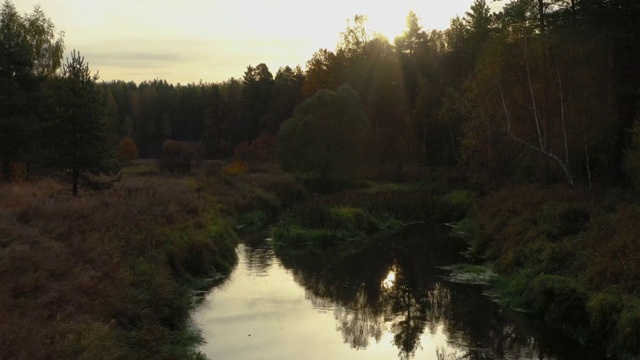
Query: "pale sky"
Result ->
[[13, 0, 505, 84]]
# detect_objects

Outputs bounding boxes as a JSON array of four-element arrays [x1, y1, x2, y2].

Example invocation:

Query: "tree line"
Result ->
[[2, 0, 640, 192]]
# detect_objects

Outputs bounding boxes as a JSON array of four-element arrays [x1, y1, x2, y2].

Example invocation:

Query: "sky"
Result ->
[[13, 0, 505, 84]]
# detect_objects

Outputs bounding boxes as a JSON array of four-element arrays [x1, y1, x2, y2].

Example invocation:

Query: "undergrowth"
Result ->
[[468, 184, 640, 356], [0, 174, 238, 359]]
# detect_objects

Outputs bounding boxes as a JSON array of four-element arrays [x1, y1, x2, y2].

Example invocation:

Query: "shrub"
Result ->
[[617, 302, 640, 353], [159, 140, 193, 173], [524, 275, 589, 332], [538, 204, 591, 240], [118, 137, 138, 163], [588, 291, 624, 340], [437, 190, 476, 222], [233, 133, 276, 164]]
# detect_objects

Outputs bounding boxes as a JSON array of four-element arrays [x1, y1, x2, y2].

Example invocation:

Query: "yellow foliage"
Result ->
[[118, 137, 138, 163], [223, 161, 249, 175]]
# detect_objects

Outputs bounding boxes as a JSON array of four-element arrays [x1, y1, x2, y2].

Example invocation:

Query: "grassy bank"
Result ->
[[271, 173, 474, 250], [0, 162, 301, 359], [463, 184, 640, 357]]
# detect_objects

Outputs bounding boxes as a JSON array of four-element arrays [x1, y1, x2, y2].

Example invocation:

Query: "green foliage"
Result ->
[[588, 291, 625, 341], [272, 189, 433, 248], [120, 163, 160, 177], [277, 85, 370, 178], [443, 264, 495, 284], [439, 190, 476, 222], [473, 185, 640, 354], [237, 209, 268, 233], [524, 275, 589, 332], [0, 1, 64, 180], [617, 302, 640, 353], [242, 63, 274, 140], [42, 50, 117, 195]]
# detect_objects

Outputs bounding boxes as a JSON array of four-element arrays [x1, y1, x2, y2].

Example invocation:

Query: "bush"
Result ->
[[524, 275, 589, 332], [118, 137, 138, 163], [437, 190, 476, 222], [588, 291, 624, 340], [159, 140, 193, 173], [617, 303, 640, 353], [233, 133, 276, 164]]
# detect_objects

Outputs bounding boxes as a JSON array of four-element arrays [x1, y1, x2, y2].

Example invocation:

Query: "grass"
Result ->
[[272, 182, 445, 249], [0, 166, 289, 359], [466, 184, 640, 356], [0, 159, 303, 359], [440, 264, 495, 285]]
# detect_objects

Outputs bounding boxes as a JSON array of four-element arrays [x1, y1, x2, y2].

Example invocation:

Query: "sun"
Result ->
[[363, 1, 412, 41]]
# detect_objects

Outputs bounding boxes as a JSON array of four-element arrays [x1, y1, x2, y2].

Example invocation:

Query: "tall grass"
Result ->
[[0, 175, 237, 359], [272, 188, 437, 248], [471, 184, 640, 355]]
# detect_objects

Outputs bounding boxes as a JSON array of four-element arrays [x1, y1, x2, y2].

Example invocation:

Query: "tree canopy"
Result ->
[[277, 85, 370, 178]]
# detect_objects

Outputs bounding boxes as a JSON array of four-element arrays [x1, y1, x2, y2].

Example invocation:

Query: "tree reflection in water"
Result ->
[[242, 239, 275, 276], [276, 224, 604, 360]]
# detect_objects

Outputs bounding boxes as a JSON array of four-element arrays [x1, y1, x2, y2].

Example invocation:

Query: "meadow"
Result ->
[[0, 161, 301, 359]]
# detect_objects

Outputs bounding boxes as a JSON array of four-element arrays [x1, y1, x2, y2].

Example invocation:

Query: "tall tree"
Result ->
[[242, 63, 274, 140], [0, 1, 63, 180], [43, 50, 115, 195], [277, 85, 370, 179], [23, 4, 64, 77], [302, 49, 346, 98], [395, 11, 428, 109], [262, 66, 305, 134], [395, 11, 426, 57]]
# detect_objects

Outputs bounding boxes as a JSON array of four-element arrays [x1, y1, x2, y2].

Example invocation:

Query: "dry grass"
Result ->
[[0, 175, 237, 359], [473, 184, 640, 354]]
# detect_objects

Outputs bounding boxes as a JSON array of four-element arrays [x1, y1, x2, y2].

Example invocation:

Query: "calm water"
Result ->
[[194, 225, 607, 360]]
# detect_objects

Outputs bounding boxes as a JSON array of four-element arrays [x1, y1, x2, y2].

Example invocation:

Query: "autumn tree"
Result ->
[[118, 137, 138, 163], [302, 49, 346, 98], [276, 85, 370, 178], [43, 50, 116, 195]]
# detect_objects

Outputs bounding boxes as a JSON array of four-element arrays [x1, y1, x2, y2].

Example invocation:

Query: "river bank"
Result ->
[[465, 184, 640, 358], [3, 161, 638, 359], [0, 161, 302, 359], [268, 170, 640, 359]]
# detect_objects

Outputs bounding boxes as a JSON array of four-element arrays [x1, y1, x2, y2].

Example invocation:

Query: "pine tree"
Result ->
[[43, 50, 116, 195]]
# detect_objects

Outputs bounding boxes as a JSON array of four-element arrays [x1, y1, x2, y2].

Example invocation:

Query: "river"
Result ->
[[194, 224, 608, 360]]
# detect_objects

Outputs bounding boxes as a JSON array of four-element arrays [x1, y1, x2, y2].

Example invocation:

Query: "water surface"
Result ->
[[194, 225, 607, 360]]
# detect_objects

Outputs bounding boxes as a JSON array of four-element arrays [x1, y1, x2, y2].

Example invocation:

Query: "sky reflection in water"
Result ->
[[194, 226, 606, 360]]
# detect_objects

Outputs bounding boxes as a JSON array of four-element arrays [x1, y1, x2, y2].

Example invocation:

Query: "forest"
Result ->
[[2, 0, 640, 189], [2, 0, 640, 359]]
